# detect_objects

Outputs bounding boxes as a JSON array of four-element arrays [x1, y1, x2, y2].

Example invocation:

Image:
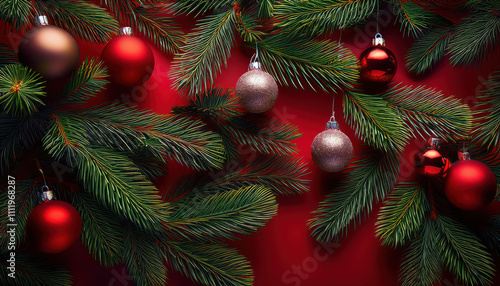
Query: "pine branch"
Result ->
[[0, 0, 35, 31], [0, 251, 71, 286], [258, 0, 275, 19], [399, 220, 442, 286], [163, 241, 253, 286], [171, 0, 234, 16], [382, 84, 472, 141], [309, 150, 400, 243], [436, 216, 495, 286], [0, 64, 46, 117], [274, 0, 377, 37], [258, 36, 358, 92], [123, 224, 167, 286], [59, 58, 108, 106], [376, 180, 429, 247], [133, 4, 185, 54], [405, 27, 454, 75], [343, 89, 410, 152], [448, 7, 500, 68], [166, 186, 277, 241], [0, 45, 17, 68], [0, 180, 38, 249], [474, 71, 500, 155], [34, 0, 118, 44], [389, 0, 448, 38], [171, 9, 237, 95], [73, 192, 125, 267], [237, 9, 265, 43]]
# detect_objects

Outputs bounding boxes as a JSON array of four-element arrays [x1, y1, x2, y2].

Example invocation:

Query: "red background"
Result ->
[[2, 10, 500, 286]]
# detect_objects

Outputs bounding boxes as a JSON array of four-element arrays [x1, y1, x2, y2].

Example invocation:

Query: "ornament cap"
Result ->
[[119, 27, 133, 36], [372, 33, 385, 46], [427, 137, 441, 148], [249, 61, 262, 70], [458, 150, 471, 161], [326, 119, 339, 130], [40, 185, 55, 203], [36, 15, 49, 26]]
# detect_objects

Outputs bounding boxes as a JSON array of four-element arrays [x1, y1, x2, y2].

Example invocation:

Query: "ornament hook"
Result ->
[[249, 42, 262, 70]]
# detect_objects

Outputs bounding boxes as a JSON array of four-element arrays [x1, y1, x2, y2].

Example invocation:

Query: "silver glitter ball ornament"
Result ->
[[235, 65, 278, 113], [311, 121, 353, 172]]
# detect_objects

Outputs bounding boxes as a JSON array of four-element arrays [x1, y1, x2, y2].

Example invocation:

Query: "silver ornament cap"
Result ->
[[311, 120, 354, 172], [119, 27, 133, 36], [36, 15, 49, 26]]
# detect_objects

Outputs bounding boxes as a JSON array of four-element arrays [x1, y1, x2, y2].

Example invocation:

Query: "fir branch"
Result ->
[[479, 215, 500, 256], [134, 4, 185, 54], [376, 180, 428, 247], [448, 8, 500, 68], [59, 58, 108, 106], [0, 64, 45, 117], [274, 0, 377, 37], [163, 241, 253, 286], [258, 35, 358, 92], [389, 0, 447, 38], [173, 88, 243, 120], [405, 27, 454, 75], [343, 89, 410, 152], [0, 45, 17, 68], [258, 0, 275, 19], [237, 9, 265, 43], [0, 0, 35, 31], [474, 71, 500, 154], [436, 216, 495, 286], [399, 220, 442, 286], [382, 84, 472, 141], [309, 150, 400, 243], [171, 0, 234, 16], [34, 0, 118, 44], [171, 9, 237, 95], [0, 251, 71, 286], [123, 224, 167, 286], [166, 186, 277, 241], [73, 192, 125, 267]]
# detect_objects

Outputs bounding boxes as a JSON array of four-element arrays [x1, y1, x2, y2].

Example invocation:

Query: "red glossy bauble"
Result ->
[[101, 35, 155, 87], [359, 46, 397, 84], [414, 148, 451, 177], [445, 160, 497, 211], [26, 200, 82, 253]]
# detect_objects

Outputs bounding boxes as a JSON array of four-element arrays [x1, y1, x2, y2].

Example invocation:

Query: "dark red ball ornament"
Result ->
[[359, 33, 397, 85], [414, 138, 451, 177], [18, 16, 80, 80], [26, 188, 82, 253], [445, 152, 497, 211], [101, 27, 155, 87]]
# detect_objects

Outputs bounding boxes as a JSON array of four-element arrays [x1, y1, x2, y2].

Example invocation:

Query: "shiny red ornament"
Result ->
[[26, 200, 82, 253], [414, 138, 451, 177], [101, 28, 155, 87], [359, 34, 397, 85], [445, 159, 497, 211]]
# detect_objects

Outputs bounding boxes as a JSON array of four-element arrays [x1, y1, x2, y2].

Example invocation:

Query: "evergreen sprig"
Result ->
[[0, 64, 45, 117], [171, 0, 234, 16], [474, 71, 500, 154], [389, 0, 447, 38], [0, 45, 16, 68], [0, 0, 34, 30], [309, 150, 400, 243]]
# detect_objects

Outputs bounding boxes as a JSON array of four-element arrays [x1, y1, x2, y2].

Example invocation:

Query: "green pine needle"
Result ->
[[166, 185, 277, 241], [0, 45, 17, 68], [275, 0, 377, 37], [163, 241, 254, 286], [0, 64, 46, 117], [171, 9, 237, 96], [309, 150, 400, 243], [436, 216, 495, 286], [474, 71, 500, 155], [0, 0, 35, 31], [390, 0, 448, 38], [258, 0, 275, 19], [376, 180, 429, 247], [171, 0, 234, 16], [399, 220, 442, 286]]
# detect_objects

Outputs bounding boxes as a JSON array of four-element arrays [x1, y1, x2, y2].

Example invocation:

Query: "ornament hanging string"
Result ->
[[376, 0, 380, 34], [35, 158, 47, 187], [249, 42, 260, 69], [331, 29, 343, 123]]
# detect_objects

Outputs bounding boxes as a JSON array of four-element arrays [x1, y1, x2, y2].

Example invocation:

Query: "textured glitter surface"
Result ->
[[311, 129, 354, 172], [235, 69, 278, 113]]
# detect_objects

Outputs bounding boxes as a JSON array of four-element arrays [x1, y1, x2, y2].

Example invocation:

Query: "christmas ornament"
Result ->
[[414, 138, 451, 177], [101, 27, 155, 87], [359, 33, 397, 85], [311, 117, 353, 172], [26, 186, 82, 253], [18, 15, 80, 80], [235, 45, 278, 113], [445, 151, 497, 211]]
